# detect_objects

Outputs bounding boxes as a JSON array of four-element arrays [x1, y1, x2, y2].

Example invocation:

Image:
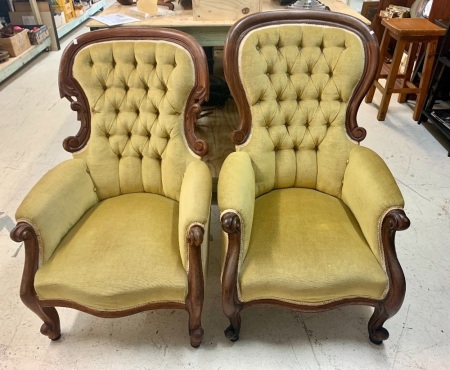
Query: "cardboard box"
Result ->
[[9, 9, 68, 29], [13, 0, 50, 12], [9, 11, 60, 50], [0, 28, 32, 57], [193, 0, 261, 21], [22, 25, 50, 45], [53, 12, 67, 28], [53, 0, 76, 22]]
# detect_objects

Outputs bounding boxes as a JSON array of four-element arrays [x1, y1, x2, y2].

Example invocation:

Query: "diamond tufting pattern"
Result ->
[[237, 25, 365, 198], [72, 41, 197, 201]]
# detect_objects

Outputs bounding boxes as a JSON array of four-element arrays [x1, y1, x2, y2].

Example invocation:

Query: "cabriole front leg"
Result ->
[[185, 225, 205, 348], [221, 212, 243, 342], [11, 222, 61, 340], [368, 209, 410, 345]]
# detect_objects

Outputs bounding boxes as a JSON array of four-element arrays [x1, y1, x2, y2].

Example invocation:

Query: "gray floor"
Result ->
[[1, 8, 450, 369]]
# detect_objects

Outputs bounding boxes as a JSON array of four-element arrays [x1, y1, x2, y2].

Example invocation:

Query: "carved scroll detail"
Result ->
[[232, 130, 247, 146], [61, 96, 91, 153], [185, 85, 209, 157], [349, 126, 367, 142], [222, 212, 241, 234]]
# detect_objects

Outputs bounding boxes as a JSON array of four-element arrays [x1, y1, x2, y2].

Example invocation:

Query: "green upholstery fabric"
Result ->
[[239, 189, 388, 303], [237, 25, 363, 198], [35, 193, 187, 311], [15, 159, 98, 265], [72, 41, 198, 201], [342, 146, 405, 263], [179, 160, 212, 273]]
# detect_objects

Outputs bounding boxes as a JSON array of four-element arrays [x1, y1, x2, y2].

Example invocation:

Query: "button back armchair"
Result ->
[[10, 28, 211, 347], [219, 11, 410, 344]]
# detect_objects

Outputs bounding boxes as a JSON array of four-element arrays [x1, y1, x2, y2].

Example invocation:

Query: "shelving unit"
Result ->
[[419, 19, 450, 156], [8, 0, 105, 50], [0, 0, 104, 84], [0, 35, 51, 83], [56, 0, 104, 39]]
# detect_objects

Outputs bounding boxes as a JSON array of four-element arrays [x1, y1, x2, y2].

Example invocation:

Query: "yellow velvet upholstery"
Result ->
[[35, 193, 187, 311], [218, 151, 255, 263], [237, 25, 363, 198], [179, 160, 212, 273], [342, 146, 404, 263], [239, 189, 388, 303], [16, 159, 98, 265], [219, 18, 406, 313], [13, 30, 211, 333], [72, 41, 199, 202]]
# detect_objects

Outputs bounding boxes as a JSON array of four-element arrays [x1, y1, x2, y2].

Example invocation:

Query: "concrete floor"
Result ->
[[1, 8, 450, 369]]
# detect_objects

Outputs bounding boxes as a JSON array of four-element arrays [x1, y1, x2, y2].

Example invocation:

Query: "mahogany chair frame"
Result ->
[[11, 27, 210, 348], [221, 11, 410, 345]]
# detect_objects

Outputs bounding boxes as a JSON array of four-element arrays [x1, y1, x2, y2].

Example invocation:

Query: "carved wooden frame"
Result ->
[[221, 210, 409, 344], [11, 28, 210, 347], [221, 11, 410, 344], [58, 27, 209, 156], [11, 222, 205, 347], [223, 10, 380, 145]]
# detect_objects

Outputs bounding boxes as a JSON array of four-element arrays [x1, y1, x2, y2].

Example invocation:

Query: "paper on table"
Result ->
[[90, 14, 140, 26]]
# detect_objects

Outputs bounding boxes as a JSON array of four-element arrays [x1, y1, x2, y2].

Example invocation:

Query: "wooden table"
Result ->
[[86, 0, 370, 46]]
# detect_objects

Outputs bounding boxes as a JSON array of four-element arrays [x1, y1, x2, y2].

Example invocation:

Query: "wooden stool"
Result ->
[[366, 18, 446, 121]]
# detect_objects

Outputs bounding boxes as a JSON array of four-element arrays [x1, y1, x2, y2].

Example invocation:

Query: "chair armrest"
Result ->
[[342, 146, 405, 263], [179, 160, 212, 272], [218, 151, 256, 263], [14, 159, 98, 265]]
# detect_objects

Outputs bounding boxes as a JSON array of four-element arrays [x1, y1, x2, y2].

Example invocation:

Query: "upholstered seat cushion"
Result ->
[[35, 193, 187, 311], [239, 188, 388, 304]]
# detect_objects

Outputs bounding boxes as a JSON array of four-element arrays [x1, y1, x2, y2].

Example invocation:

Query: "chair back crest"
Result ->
[[59, 28, 209, 201], [224, 11, 379, 197]]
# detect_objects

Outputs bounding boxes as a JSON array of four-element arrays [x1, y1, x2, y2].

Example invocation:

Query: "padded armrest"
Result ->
[[179, 160, 212, 271], [15, 159, 98, 265], [218, 151, 256, 262], [342, 146, 405, 263]]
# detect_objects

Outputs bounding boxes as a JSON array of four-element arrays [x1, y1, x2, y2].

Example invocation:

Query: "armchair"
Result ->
[[219, 11, 410, 344], [10, 28, 211, 347]]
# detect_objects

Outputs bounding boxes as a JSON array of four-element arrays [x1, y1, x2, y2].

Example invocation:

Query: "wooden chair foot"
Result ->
[[224, 324, 240, 342]]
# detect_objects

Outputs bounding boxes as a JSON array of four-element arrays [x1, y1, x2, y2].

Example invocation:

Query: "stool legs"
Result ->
[[365, 23, 442, 122], [412, 40, 438, 121], [366, 29, 390, 104], [397, 42, 419, 104], [377, 38, 407, 121]]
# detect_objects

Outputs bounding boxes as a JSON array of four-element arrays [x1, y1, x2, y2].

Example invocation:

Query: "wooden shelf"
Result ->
[[0, 36, 51, 84]]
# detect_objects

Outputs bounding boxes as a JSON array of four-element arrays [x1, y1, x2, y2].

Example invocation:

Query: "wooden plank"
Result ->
[[193, 0, 262, 21], [86, 0, 370, 30]]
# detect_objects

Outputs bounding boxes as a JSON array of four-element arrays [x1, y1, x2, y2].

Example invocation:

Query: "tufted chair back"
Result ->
[[59, 28, 209, 201], [224, 12, 377, 198]]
